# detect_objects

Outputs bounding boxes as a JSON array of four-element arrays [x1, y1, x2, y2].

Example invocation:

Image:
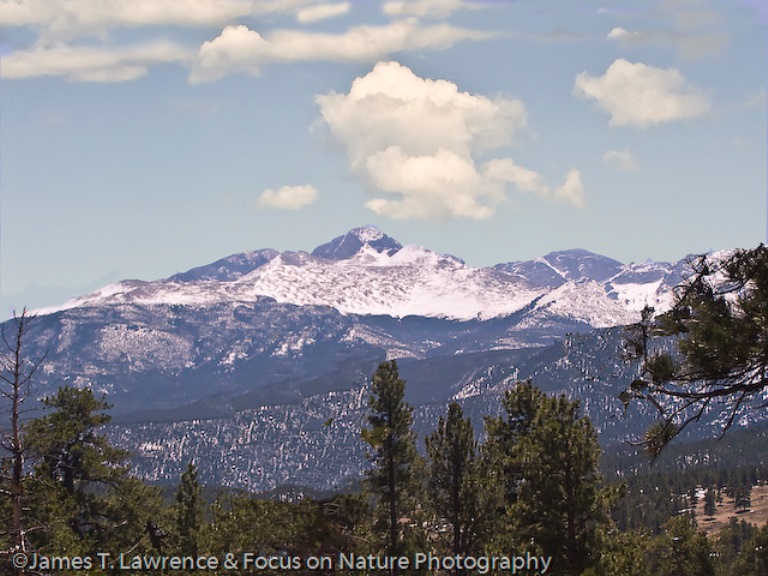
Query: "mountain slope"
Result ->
[[35, 226, 688, 324]]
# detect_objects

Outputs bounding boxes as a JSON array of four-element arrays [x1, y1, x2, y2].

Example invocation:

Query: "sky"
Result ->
[[0, 0, 765, 317]]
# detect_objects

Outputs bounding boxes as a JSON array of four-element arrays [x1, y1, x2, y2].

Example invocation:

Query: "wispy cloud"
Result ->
[[257, 185, 319, 210], [0, 41, 191, 82], [2, 0, 494, 83], [189, 21, 493, 83], [0, 0, 323, 40], [382, 0, 472, 19], [603, 149, 639, 171], [573, 58, 710, 128], [296, 2, 350, 23], [315, 61, 584, 220], [607, 26, 727, 60]]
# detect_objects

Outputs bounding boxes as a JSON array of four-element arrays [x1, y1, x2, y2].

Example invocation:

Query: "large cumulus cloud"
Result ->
[[315, 61, 585, 219]]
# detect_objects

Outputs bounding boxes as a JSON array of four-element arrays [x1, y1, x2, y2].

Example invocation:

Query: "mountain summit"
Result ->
[[311, 226, 402, 260], [35, 227, 684, 324]]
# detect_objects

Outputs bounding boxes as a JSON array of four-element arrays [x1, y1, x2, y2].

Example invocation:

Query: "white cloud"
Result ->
[[3, 1, 491, 83], [382, 0, 469, 19], [603, 149, 638, 171], [606, 26, 726, 60], [483, 159, 586, 208], [257, 185, 319, 210], [316, 60, 526, 166], [606, 27, 642, 42], [296, 2, 350, 23], [573, 58, 710, 128], [365, 147, 499, 219], [0, 0, 322, 40], [0, 41, 191, 82], [315, 61, 584, 220], [555, 170, 586, 208], [190, 21, 493, 83]]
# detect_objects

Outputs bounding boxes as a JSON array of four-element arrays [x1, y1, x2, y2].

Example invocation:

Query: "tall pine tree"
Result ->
[[518, 394, 605, 576], [361, 360, 423, 574], [175, 462, 203, 557], [485, 382, 607, 576], [426, 402, 495, 574], [484, 380, 545, 510]]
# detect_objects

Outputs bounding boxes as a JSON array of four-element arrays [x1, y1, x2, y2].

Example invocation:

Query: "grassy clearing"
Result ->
[[697, 484, 768, 534]]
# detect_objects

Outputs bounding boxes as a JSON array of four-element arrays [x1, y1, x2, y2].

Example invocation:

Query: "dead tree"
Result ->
[[0, 309, 45, 565]]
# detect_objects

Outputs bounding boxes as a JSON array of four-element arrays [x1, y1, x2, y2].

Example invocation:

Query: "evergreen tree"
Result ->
[[715, 517, 755, 571], [704, 487, 716, 518], [638, 515, 715, 576], [25, 386, 162, 559], [595, 530, 651, 576], [486, 382, 607, 576], [519, 394, 606, 576], [175, 462, 203, 557], [361, 360, 423, 574], [622, 245, 768, 453], [729, 522, 768, 576], [426, 402, 493, 570], [734, 482, 752, 512], [483, 380, 544, 509]]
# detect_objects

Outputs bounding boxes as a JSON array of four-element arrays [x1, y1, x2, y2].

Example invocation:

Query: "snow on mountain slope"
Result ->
[[230, 244, 543, 320], [522, 280, 636, 329], [32, 226, 692, 325], [606, 260, 686, 313], [33, 279, 232, 315]]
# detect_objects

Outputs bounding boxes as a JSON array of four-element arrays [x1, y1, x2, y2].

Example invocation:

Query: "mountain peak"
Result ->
[[311, 226, 402, 260], [541, 249, 623, 283]]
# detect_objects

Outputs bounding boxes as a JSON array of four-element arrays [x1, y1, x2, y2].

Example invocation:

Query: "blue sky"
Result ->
[[0, 0, 765, 316]]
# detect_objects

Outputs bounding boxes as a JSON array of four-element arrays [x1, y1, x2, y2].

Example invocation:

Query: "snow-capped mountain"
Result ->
[[35, 226, 685, 325], [10, 227, 712, 490]]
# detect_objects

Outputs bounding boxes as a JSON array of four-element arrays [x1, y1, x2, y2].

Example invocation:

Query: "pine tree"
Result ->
[[426, 402, 493, 570], [622, 245, 768, 453], [483, 380, 545, 509], [729, 522, 768, 575], [734, 482, 752, 512], [519, 394, 605, 576], [715, 517, 755, 569], [486, 382, 607, 576], [175, 462, 203, 557], [644, 516, 715, 576], [25, 386, 162, 558], [361, 360, 423, 574], [704, 487, 716, 518]]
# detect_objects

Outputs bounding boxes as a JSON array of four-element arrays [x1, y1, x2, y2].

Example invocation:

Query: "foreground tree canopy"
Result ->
[[623, 244, 768, 455]]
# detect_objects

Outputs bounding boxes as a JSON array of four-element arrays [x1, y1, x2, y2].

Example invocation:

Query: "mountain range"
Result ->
[[38, 225, 686, 323], [8, 226, 750, 491]]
